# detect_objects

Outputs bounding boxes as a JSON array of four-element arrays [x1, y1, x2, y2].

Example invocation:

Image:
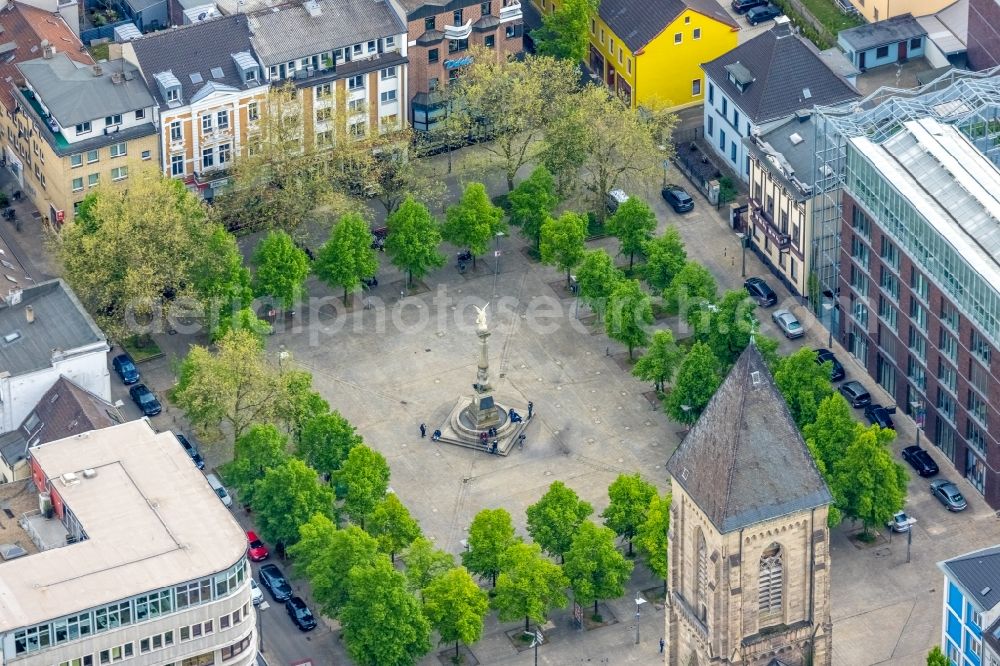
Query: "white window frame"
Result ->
[[109, 142, 127, 158], [202, 114, 213, 133], [111, 166, 128, 181]]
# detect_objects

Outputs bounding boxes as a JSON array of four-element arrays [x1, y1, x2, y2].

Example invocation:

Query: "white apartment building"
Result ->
[[0, 419, 255, 666]]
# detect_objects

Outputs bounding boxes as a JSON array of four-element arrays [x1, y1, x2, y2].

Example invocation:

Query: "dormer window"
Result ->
[[385, 36, 396, 49], [724, 62, 754, 94], [367, 40, 377, 53], [167, 88, 179, 102], [246, 68, 257, 81], [105, 114, 122, 126], [75, 121, 92, 134], [353, 44, 363, 56]]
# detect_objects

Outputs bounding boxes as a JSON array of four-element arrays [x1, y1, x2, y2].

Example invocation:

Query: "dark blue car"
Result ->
[[112, 354, 139, 384], [129, 384, 161, 417]]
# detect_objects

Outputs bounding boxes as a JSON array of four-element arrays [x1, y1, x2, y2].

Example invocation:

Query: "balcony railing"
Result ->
[[444, 20, 473, 40], [499, 1, 522, 21]]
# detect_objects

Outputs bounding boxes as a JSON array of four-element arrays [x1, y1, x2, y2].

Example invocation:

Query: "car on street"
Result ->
[[605, 188, 629, 213], [175, 433, 205, 469], [747, 3, 782, 23], [930, 479, 968, 512], [902, 445, 939, 477], [128, 384, 161, 416], [732, 0, 767, 11], [247, 530, 269, 561], [205, 473, 232, 508], [661, 184, 694, 213], [250, 579, 264, 606], [285, 596, 317, 631], [814, 348, 845, 382], [864, 404, 895, 430], [838, 380, 871, 408], [771, 309, 804, 338], [744, 277, 777, 307], [111, 354, 139, 384], [259, 564, 293, 602], [886, 511, 914, 533]]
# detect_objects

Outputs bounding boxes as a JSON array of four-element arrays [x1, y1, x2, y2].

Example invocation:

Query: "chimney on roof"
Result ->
[[41, 40, 55, 59], [92, 63, 103, 77], [111, 71, 124, 84], [25, 305, 33, 324]]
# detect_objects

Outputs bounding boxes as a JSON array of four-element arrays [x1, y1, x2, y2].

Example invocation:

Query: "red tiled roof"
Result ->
[[0, 3, 93, 111]]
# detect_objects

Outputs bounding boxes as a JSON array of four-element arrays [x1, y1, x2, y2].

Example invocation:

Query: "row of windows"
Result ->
[[72, 167, 129, 191], [267, 37, 397, 81], [74, 109, 146, 135], [70, 142, 135, 167], [13, 558, 247, 655]]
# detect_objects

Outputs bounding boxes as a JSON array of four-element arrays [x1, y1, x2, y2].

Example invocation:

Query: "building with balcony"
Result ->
[[248, 0, 408, 149], [535, 0, 736, 111], [6, 52, 158, 225], [401, 0, 524, 134], [124, 15, 268, 199], [665, 345, 833, 666], [0, 418, 255, 666], [743, 113, 833, 298], [813, 70, 1000, 505], [702, 18, 859, 183], [939, 546, 1000, 666]]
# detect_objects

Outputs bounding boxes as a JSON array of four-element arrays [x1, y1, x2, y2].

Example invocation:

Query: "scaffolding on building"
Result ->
[[807, 65, 1000, 343]]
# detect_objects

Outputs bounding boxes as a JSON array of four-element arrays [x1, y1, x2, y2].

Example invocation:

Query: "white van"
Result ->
[[205, 473, 232, 508]]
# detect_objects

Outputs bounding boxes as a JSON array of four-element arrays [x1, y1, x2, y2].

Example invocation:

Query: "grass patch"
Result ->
[[121, 335, 163, 362], [798, 0, 864, 33], [88, 42, 110, 61], [855, 531, 877, 543]]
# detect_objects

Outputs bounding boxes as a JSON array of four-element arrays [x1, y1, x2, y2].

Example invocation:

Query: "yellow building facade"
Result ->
[[536, 0, 737, 110]]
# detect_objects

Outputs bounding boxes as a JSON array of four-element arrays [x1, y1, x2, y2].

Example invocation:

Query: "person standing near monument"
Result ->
[[420, 423, 426, 438]]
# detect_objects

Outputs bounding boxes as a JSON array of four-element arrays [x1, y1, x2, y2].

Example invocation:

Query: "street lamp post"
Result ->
[[634, 594, 647, 644]]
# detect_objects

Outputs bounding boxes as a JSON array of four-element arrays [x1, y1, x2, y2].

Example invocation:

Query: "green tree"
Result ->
[[224, 424, 289, 506], [314, 212, 379, 305], [341, 555, 432, 666], [525, 481, 594, 563], [423, 567, 490, 661], [632, 329, 682, 392], [339, 445, 390, 528], [601, 473, 656, 555], [564, 521, 633, 617], [251, 458, 335, 547], [288, 521, 379, 618], [803, 393, 857, 475], [532, 0, 598, 61], [492, 542, 569, 632], [635, 492, 671, 595], [642, 228, 687, 292], [606, 197, 656, 269], [251, 230, 310, 311], [171, 329, 312, 444], [605, 278, 653, 359], [281, 377, 330, 443], [699, 290, 757, 365], [540, 212, 587, 288], [508, 166, 558, 250], [442, 182, 505, 270], [385, 196, 445, 287], [55, 168, 218, 341], [832, 425, 908, 536], [576, 249, 624, 320], [189, 224, 254, 341], [664, 341, 722, 425], [462, 508, 520, 587], [367, 493, 421, 562], [403, 537, 456, 598], [296, 410, 363, 481], [926, 646, 949, 666], [665, 261, 717, 312], [774, 347, 835, 429], [212, 307, 273, 345]]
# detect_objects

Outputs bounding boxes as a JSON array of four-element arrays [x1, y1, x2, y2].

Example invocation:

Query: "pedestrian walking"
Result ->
[[527, 401, 534, 419], [419, 423, 426, 438], [659, 638, 665, 654]]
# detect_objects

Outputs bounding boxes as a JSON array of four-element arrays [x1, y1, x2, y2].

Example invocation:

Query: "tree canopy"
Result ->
[[403, 536, 456, 598], [367, 493, 422, 562], [831, 424, 908, 535], [525, 481, 594, 562], [492, 542, 569, 631], [251, 230, 311, 310], [642, 228, 687, 292], [288, 521, 378, 617], [296, 410, 363, 481], [508, 166, 558, 250], [338, 445, 390, 528], [606, 197, 656, 269], [774, 347, 835, 429], [632, 329, 682, 392], [576, 249, 624, 320], [225, 423, 289, 507], [664, 341, 722, 425], [697, 290, 758, 365], [314, 212, 379, 305], [601, 473, 656, 555], [665, 261, 718, 313], [251, 458, 334, 547], [540, 212, 587, 288], [423, 567, 490, 660], [462, 508, 520, 587], [605, 278, 653, 358], [385, 196, 445, 286], [532, 0, 598, 61], [635, 492, 671, 594], [563, 521, 633, 616], [442, 182, 506, 269]]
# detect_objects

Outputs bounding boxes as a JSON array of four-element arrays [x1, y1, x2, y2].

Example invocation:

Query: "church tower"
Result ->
[[665, 345, 833, 666]]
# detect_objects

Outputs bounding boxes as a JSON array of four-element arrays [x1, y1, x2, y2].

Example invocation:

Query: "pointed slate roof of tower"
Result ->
[[666, 344, 832, 533]]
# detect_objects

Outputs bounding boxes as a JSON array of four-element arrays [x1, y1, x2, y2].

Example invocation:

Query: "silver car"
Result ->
[[771, 309, 804, 338]]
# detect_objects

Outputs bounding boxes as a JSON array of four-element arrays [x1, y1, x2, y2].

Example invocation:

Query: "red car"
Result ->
[[247, 531, 269, 561]]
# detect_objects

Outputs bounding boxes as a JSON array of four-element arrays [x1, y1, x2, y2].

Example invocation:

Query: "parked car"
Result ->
[[285, 596, 317, 631], [605, 188, 629, 213], [205, 473, 232, 508], [771, 309, 804, 338], [732, 0, 767, 11], [661, 184, 694, 213], [747, 3, 782, 23], [250, 578, 264, 606], [175, 433, 205, 469], [744, 277, 777, 307], [838, 380, 871, 408], [128, 384, 161, 416], [814, 348, 845, 382], [864, 404, 895, 430], [886, 511, 914, 533], [902, 445, 939, 477], [930, 479, 968, 512], [258, 564, 293, 602], [111, 354, 139, 384], [246, 530, 269, 561]]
